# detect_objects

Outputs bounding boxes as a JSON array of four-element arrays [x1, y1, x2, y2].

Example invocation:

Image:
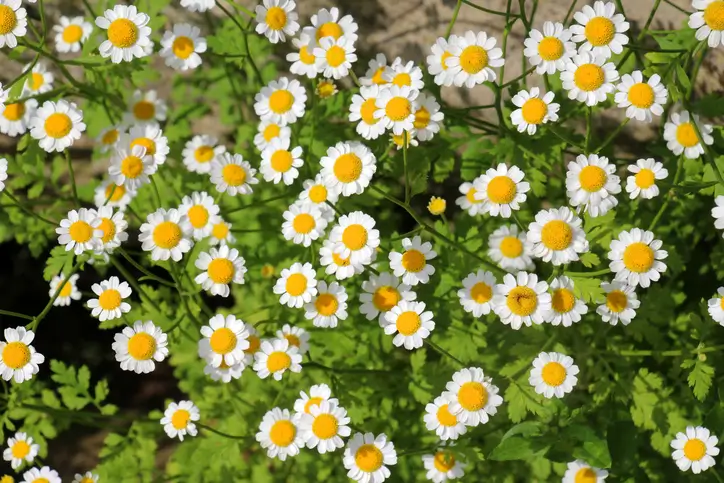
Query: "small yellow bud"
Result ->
[[428, 196, 446, 216], [261, 264, 275, 278], [316, 81, 337, 99]]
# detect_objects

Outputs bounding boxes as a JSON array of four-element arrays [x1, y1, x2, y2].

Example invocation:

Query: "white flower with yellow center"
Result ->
[[21, 467, 61, 483], [492, 272, 552, 329], [375, 84, 419, 135], [423, 393, 467, 441], [274, 262, 318, 308], [523, 22, 576, 75], [209, 219, 234, 246], [195, 245, 246, 297], [3, 432, 39, 469], [329, 211, 380, 266], [56, 208, 102, 255], [260, 137, 304, 185], [663, 110, 714, 160], [455, 179, 485, 216], [560, 52, 618, 106], [72, 471, 99, 483], [426, 36, 457, 87], [428, 196, 446, 216], [570, 1, 629, 58], [123, 90, 166, 126], [181, 0, 215, 12], [22, 62, 53, 96], [349, 85, 386, 140], [123, 123, 170, 166], [529, 351, 579, 399], [95, 4, 151, 63], [299, 399, 351, 454], [210, 152, 259, 196], [690, 0, 724, 47], [256, 408, 305, 461], [49, 273, 81, 306], [138, 208, 193, 262], [282, 201, 328, 247], [562, 460, 608, 483], [548, 276, 588, 327], [319, 239, 364, 280], [203, 358, 244, 383], [671, 426, 720, 474], [29, 100, 86, 153], [422, 450, 466, 483], [316, 79, 338, 100], [382, 300, 435, 350], [254, 77, 307, 126], [293, 383, 338, 416], [94, 179, 135, 211], [161, 400, 199, 441], [445, 367, 503, 426], [255, 0, 299, 44], [527, 207, 589, 265], [510, 88, 559, 135], [391, 131, 419, 151], [359, 272, 416, 325], [383, 58, 425, 90], [472, 164, 530, 218], [299, 175, 339, 221], [243, 323, 262, 366], [608, 228, 667, 288], [307, 7, 358, 46], [182, 135, 225, 174], [566, 154, 621, 217], [53, 16, 92, 53], [626, 158, 667, 200], [389, 236, 437, 286], [0, 98, 37, 137], [96, 125, 123, 153], [0, 327, 43, 383], [254, 338, 302, 380], [287, 31, 318, 78], [412, 93, 444, 141], [614, 71, 667, 123], [447, 30, 505, 88], [343, 432, 397, 483], [314, 35, 357, 79], [708, 287, 724, 325], [275, 324, 309, 355], [108, 145, 155, 191], [178, 191, 220, 240], [361, 53, 389, 86], [458, 270, 496, 317], [0, 0, 27, 49], [198, 313, 250, 367], [254, 119, 291, 152], [87, 276, 131, 321], [112, 320, 168, 374], [488, 224, 535, 272], [160, 23, 206, 71], [304, 280, 348, 328], [320, 141, 377, 196], [596, 281, 639, 326]]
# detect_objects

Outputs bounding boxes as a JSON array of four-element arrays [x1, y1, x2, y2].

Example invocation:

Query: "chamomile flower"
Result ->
[[72, 472, 99, 483], [0, 157, 6, 192], [294, 383, 338, 416], [320, 141, 377, 196], [112, 321, 168, 374], [391, 131, 419, 150], [412, 93, 444, 141], [383, 59, 425, 90], [203, 359, 244, 383], [253, 338, 302, 381], [529, 352, 579, 398], [548, 276, 588, 326], [95, 5, 152, 63], [29, 100, 85, 153], [625, 158, 667, 199], [314, 36, 357, 79], [527, 207, 589, 265], [455, 179, 485, 216], [424, 393, 468, 441], [195, 245, 246, 297], [21, 467, 60, 483], [375, 85, 419, 135], [690, 0, 724, 47], [447, 31, 505, 88], [316, 80, 337, 98], [210, 152, 259, 196], [0, 0, 27, 49], [426, 36, 457, 87], [445, 367, 503, 426], [178, 191, 220, 240], [255, 0, 299, 44], [307, 7, 358, 46], [472, 164, 530, 218], [671, 426, 720, 474], [108, 145, 155, 190], [256, 408, 305, 461], [0, 99, 37, 137], [274, 262, 318, 308], [382, 300, 434, 350], [458, 270, 496, 317], [87, 276, 132, 322], [663, 110, 714, 159], [492, 272, 552, 329], [182, 135, 225, 174], [563, 460, 609, 483], [343, 432, 397, 483], [0, 327, 43, 383], [260, 138, 303, 185], [428, 197, 446, 216], [614, 71, 667, 122], [53, 16, 92, 53], [566, 154, 621, 217], [510, 88, 559, 135], [359, 272, 416, 325], [138, 208, 193, 262], [161, 400, 199, 441], [361, 53, 389, 86], [708, 287, 724, 325], [299, 399, 351, 454], [94, 179, 135, 211], [597, 281, 639, 326], [282, 201, 328, 247], [299, 175, 339, 220], [488, 225, 535, 272], [288, 32, 318, 78], [275, 324, 309, 355], [319, 239, 364, 280], [423, 450, 466, 483], [56, 208, 102, 255], [254, 120, 291, 153], [123, 90, 166, 126], [560, 52, 618, 106], [96, 125, 123, 153], [608, 228, 667, 288], [22, 63, 53, 96], [304, 281, 348, 328], [209, 219, 234, 247], [254, 77, 307, 126], [243, 323, 262, 366], [570, 1, 629, 58], [3, 433, 39, 470], [49, 274, 80, 306], [523, 22, 576, 75], [389, 236, 437, 286], [160, 23, 206, 71], [328, 211, 380, 265], [123, 124, 170, 166], [180, 0, 215, 12], [198, 314, 250, 367]]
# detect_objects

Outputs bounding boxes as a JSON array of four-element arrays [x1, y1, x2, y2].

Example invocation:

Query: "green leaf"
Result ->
[[682, 358, 714, 401], [671, 180, 718, 193], [43, 247, 75, 282], [579, 252, 601, 269], [488, 436, 548, 461]]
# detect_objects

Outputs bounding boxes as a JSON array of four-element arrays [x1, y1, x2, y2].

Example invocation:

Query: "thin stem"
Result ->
[[348, 69, 361, 88], [596, 118, 630, 152], [116, 248, 175, 287], [1, 190, 58, 226], [403, 139, 410, 203], [150, 176, 163, 207], [81, 0, 97, 17], [110, 256, 164, 315], [225, 194, 288, 214], [0, 309, 34, 321], [565, 268, 611, 278], [585, 106, 593, 154], [445, 0, 463, 37], [197, 423, 249, 440], [649, 155, 684, 231], [617, 0, 663, 70], [563, 0, 578, 23], [461, 0, 518, 18], [306, 361, 393, 375], [28, 258, 85, 332], [619, 344, 724, 358], [425, 339, 465, 366], [500, 67, 535, 89], [66, 150, 79, 208]]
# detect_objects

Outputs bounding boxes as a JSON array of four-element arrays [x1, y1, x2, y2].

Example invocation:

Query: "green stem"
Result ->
[[81, 0, 97, 17], [585, 106, 593, 154], [425, 339, 465, 366], [596, 118, 630, 152], [0, 309, 34, 321], [66, 150, 79, 208], [306, 361, 393, 375], [403, 138, 410, 203], [445, 0, 463, 36], [348, 69, 361, 88], [1, 190, 58, 226], [116, 248, 175, 287], [461, 0, 517, 18], [500, 66, 535, 89], [619, 344, 724, 357], [197, 422, 249, 440], [150, 176, 163, 207], [28, 258, 85, 332], [225, 194, 288, 214], [649, 155, 684, 231], [563, 0, 578, 23], [110, 256, 164, 315], [616, 0, 663, 70], [565, 268, 611, 278]]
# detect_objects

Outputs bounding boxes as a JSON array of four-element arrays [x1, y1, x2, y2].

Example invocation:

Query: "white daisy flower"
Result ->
[[210, 152, 259, 196], [510, 88, 560, 135], [255, 0, 299, 44], [314, 35, 356, 79], [560, 52, 619, 106], [299, 174, 339, 221], [316, 80, 338, 100], [194, 245, 246, 297], [529, 351, 579, 399], [412, 92, 444, 141], [161, 400, 199, 441], [690, 0, 724, 47], [0, 157, 6, 192], [0, 98, 37, 137], [0, 0, 27, 49], [122, 124, 170, 167], [389, 235, 437, 286], [203, 358, 245, 383], [56, 208, 103, 255], [138, 208, 193, 262], [253, 338, 302, 381], [293, 383, 338, 416], [382, 300, 435, 350], [319, 239, 365, 280], [275, 324, 309, 355], [87, 276, 132, 322], [626, 158, 668, 199], [527, 207, 589, 266], [614, 71, 667, 122], [426, 36, 458, 86], [597, 281, 639, 326], [299, 399, 351, 454], [343, 432, 397, 483], [491, 272, 552, 329], [0, 327, 43, 383], [274, 262, 318, 308], [361, 53, 389, 86], [349, 85, 386, 140], [94, 179, 135, 211], [391, 131, 419, 151], [383, 58, 425, 90], [570, 1, 629, 58], [423, 393, 468, 441], [487, 224, 535, 272], [304, 280, 348, 328], [458, 270, 496, 317], [282, 201, 328, 247], [209, 219, 235, 247], [53, 16, 92, 53], [320, 141, 377, 196], [95, 4, 152, 63], [708, 287, 724, 325], [375, 85, 419, 135], [72, 472, 99, 483], [307, 7, 358, 46], [21, 467, 61, 483], [96, 125, 123, 153], [254, 77, 307, 126], [422, 450, 466, 483], [608, 228, 667, 288], [198, 313, 250, 367], [49, 273, 81, 306], [243, 323, 262, 366], [180, 0, 215, 12], [523, 21, 576, 75], [260, 137, 303, 185], [472, 164, 530, 218], [328, 211, 380, 266], [548, 276, 588, 327], [108, 144, 155, 191], [566, 154, 621, 217], [256, 408, 305, 461], [3, 432, 39, 469], [123, 90, 167, 126], [563, 460, 609, 483], [111, 321, 168, 374], [663, 110, 714, 159], [446, 30, 504, 87], [671, 426, 720, 474], [29, 100, 86, 153], [22, 62, 53, 96], [359, 272, 416, 325], [178, 191, 221, 241], [160, 23, 206, 71], [182, 135, 225, 174], [287, 31, 318, 78], [455, 179, 485, 216], [254, 119, 291, 153], [445, 367, 504, 426]]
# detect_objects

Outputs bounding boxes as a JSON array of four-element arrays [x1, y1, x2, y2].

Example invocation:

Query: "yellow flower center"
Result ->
[[98, 289, 122, 310], [506, 286, 538, 316], [326, 45, 346, 67], [152, 221, 182, 249], [541, 220, 573, 251], [0, 476, 14, 483], [308, 185, 328, 204], [108, 18, 138, 48], [59, 281, 73, 297], [263, 124, 281, 143], [392, 72, 411, 87], [222, 164, 246, 186], [521, 98, 548, 124], [316, 22, 342, 41], [299, 45, 315, 64], [705, 1, 724, 30], [585, 16, 615, 46], [458, 381, 487, 411], [284, 334, 300, 348], [210, 327, 237, 354], [266, 351, 291, 372], [269, 420, 296, 446], [312, 413, 339, 439], [606, 290, 627, 313], [541, 361, 567, 386], [293, 213, 316, 234], [0, 5, 17, 35], [499, 236, 523, 258], [434, 451, 456, 473], [465, 188, 480, 204], [121, 155, 143, 179], [62, 24, 83, 43], [317, 81, 336, 98], [32, 479, 49, 483], [623, 242, 654, 273], [385, 96, 412, 122], [372, 67, 387, 83], [486, 176, 517, 204], [102, 129, 119, 145], [315, 293, 339, 316], [470, 282, 492, 304], [436, 404, 457, 426], [127, 332, 157, 360], [396, 311, 421, 336], [208, 258, 235, 284], [244, 335, 261, 354], [130, 137, 156, 156], [684, 438, 707, 461], [373, 286, 400, 311], [538, 36, 564, 61], [459, 45, 489, 74], [440, 51, 452, 71], [11, 440, 30, 459], [355, 444, 384, 473], [551, 288, 575, 314], [575, 467, 598, 483], [187, 205, 209, 228], [676, 123, 699, 148], [401, 249, 426, 272], [172, 35, 194, 59], [105, 183, 126, 201], [285, 273, 308, 296], [69, 220, 93, 243], [30, 73, 45, 91], [357, 98, 378, 125], [212, 222, 229, 240], [269, 90, 294, 114], [270, 149, 293, 173], [428, 197, 446, 215], [304, 396, 323, 413], [342, 224, 368, 250], [413, 106, 431, 129], [2, 342, 30, 369], [579, 165, 607, 192], [265, 6, 287, 30], [332, 252, 351, 267], [720, 297, 724, 310], [171, 409, 190, 430], [574, 63, 605, 92], [3, 103, 25, 121], [44, 113, 72, 138], [628, 83, 655, 108], [635, 169, 656, 188], [133, 100, 155, 121]]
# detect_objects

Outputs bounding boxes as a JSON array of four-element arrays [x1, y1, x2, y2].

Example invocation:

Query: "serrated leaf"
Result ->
[[579, 252, 601, 268], [682, 359, 714, 401]]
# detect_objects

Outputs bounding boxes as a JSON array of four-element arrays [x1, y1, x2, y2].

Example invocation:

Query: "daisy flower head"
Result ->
[[299, 399, 351, 454], [287, 31, 318, 78], [307, 7, 358, 46], [523, 22, 576, 75], [566, 154, 621, 217], [663, 110, 714, 159], [597, 281, 639, 326], [282, 201, 328, 247], [548, 276, 588, 326], [382, 58, 425, 90], [423, 450, 466, 483], [198, 313, 250, 367], [375, 84, 419, 135], [382, 300, 435, 350], [254, 119, 291, 153], [314, 35, 357, 79], [112, 321, 168, 374], [1, 327, 44, 383], [608, 228, 667, 288], [203, 358, 244, 383], [138, 208, 193, 262], [329, 211, 380, 266], [29, 100, 86, 153], [458, 270, 496, 317], [260, 137, 303, 185], [488, 224, 535, 272], [428, 196, 446, 216], [391, 131, 419, 151], [349, 85, 386, 140], [180, 0, 215, 12], [626, 158, 668, 200], [178, 191, 220, 240], [614, 71, 667, 122], [210, 152, 259, 196], [320, 141, 377, 197], [560, 52, 619, 106], [256, 408, 305, 461], [0, 0, 27, 49], [95, 4, 151, 63], [294, 383, 338, 416], [194, 245, 246, 297], [423, 393, 468, 441], [160, 23, 206, 71], [445, 367, 504, 426], [359, 272, 416, 325], [304, 281, 348, 328], [299, 175, 339, 220], [361, 53, 389, 86], [472, 164, 530, 218], [73, 472, 99, 483], [274, 262, 318, 308], [96, 125, 123, 153], [492, 272, 552, 329], [94, 179, 135, 211], [275, 324, 310, 355], [426, 36, 457, 87], [123, 90, 166, 126], [253, 338, 302, 381], [21, 467, 61, 483], [446, 30, 505, 88], [49, 273, 81, 306], [0, 98, 37, 137], [389, 235, 437, 286], [708, 287, 724, 325], [209, 219, 234, 247], [570, 1, 629, 58], [56, 208, 102, 255], [690, 0, 724, 47], [3, 432, 39, 469], [254, 77, 306, 126], [255, 0, 299, 44], [182, 134, 225, 174], [87, 276, 132, 322], [412, 92, 444, 141], [563, 460, 609, 483], [53, 16, 92, 53], [0, 157, 6, 192], [455, 179, 485, 216], [123, 124, 170, 166], [529, 351, 579, 399], [510, 88, 560, 135], [243, 323, 262, 366], [343, 432, 397, 483], [527, 206, 589, 265], [671, 426, 720, 474], [316, 80, 338, 99], [319, 239, 364, 280], [22, 62, 53, 96], [108, 144, 155, 191], [161, 400, 199, 441]]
